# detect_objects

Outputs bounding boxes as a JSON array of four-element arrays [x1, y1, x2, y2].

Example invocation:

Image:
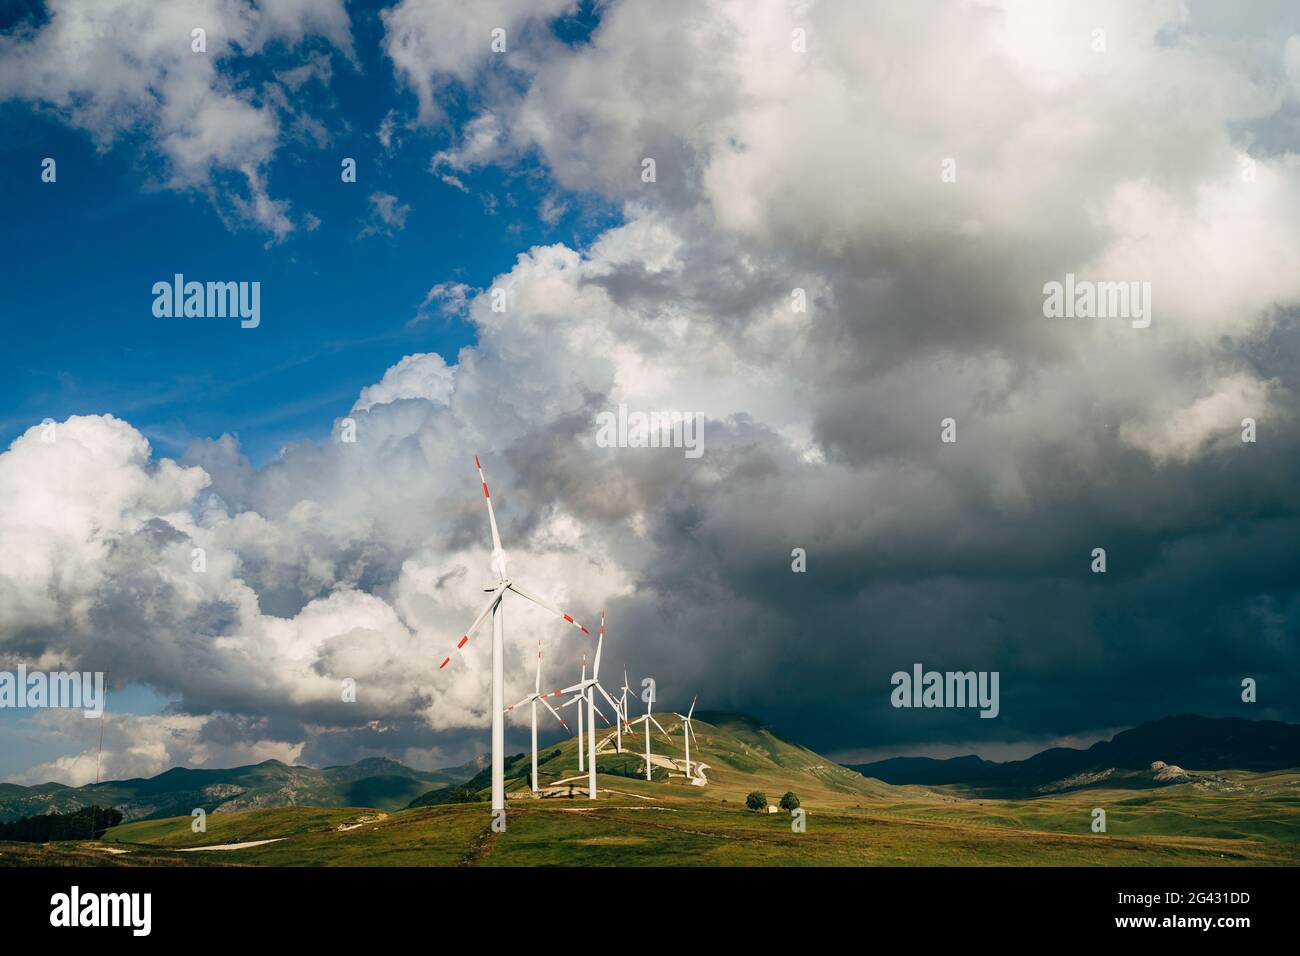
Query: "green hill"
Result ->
[[406, 710, 894, 808]]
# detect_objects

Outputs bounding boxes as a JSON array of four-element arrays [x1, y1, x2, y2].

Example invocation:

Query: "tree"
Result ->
[[780, 791, 800, 811], [0, 806, 123, 843], [745, 791, 767, 812]]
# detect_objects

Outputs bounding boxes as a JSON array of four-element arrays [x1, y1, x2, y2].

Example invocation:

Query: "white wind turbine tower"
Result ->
[[614, 667, 637, 754], [504, 641, 570, 793], [678, 697, 700, 779], [560, 611, 627, 799], [560, 653, 592, 773], [627, 690, 671, 782], [438, 455, 592, 814]]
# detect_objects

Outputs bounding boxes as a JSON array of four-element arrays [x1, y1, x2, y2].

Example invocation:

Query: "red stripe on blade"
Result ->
[[439, 657, 450, 669], [457, 636, 467, 648]]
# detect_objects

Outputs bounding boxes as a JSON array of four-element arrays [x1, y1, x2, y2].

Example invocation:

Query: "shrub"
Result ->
[[780, 791, 800, 811], [745, 791, 767, 812]]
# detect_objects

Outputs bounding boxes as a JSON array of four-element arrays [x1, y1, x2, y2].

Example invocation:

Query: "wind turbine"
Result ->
[[614, 667, 638, 754], [678, 697, 700, 779], [504, 641, 569, 793], [626, 690, 671, 781], [562, 652, 611, 773], [438, 455, 592, 814], [561, 653, 591, 773], [560, 611, 628, 799]]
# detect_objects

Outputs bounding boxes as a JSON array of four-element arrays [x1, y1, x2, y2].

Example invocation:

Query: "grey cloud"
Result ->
[[8, 1, 1300, 783]]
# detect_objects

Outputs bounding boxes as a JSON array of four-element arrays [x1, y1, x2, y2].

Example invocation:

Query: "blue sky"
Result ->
[[0, 2, 612, 465]]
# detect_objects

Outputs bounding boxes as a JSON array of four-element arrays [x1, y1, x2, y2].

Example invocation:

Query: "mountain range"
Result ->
[[0, 756, 482, 823], [848, 714, 1300, 793], [6, 713, 1297, 827]]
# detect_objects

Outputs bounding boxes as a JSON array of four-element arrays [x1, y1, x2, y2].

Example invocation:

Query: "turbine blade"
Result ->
[[687, 696, 697, 720], [596, 683, 623, 719], [651, 716, 671, 741], [593, 610, 605, 678], [591, 698, 611, 726], [437, 588, 503, 671], [475, 454, 507, 579], [505, 694, 533, 712], [541, 697, 569, 731], [506, 582, 590, 635]]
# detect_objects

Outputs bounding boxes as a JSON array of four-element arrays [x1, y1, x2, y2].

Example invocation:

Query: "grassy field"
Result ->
[[15, 778, 1293, 867], [4, 715, 1297, 867]]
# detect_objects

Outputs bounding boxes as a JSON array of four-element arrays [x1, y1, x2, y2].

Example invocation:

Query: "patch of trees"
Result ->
[[0, 806, 122, 843], [415, 785, 484, 807], [600, 754, 656, 779], [745, 791, 767, 811]]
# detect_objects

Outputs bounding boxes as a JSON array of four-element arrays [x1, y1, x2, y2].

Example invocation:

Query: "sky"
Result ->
[[2, 0, 1300, 784]]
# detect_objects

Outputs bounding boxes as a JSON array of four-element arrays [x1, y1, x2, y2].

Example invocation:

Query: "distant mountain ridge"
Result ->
[[0, 757, 482, 823], [847, 715, 1300, 792]]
